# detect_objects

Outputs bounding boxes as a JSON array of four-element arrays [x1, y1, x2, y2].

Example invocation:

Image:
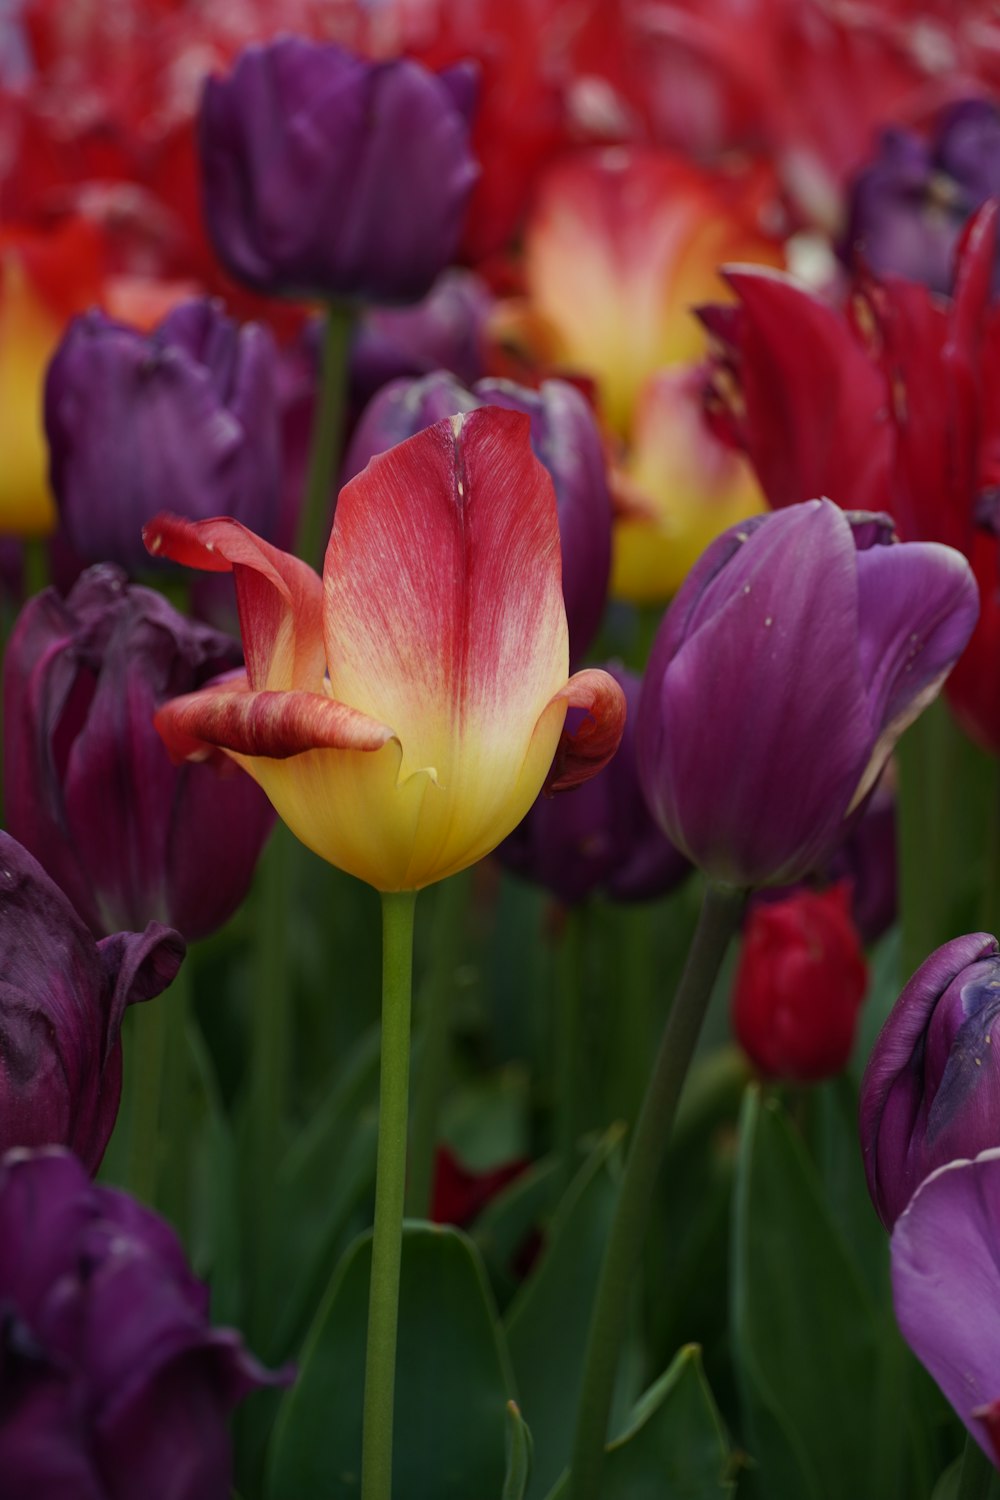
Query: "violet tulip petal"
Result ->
[[892, 1149, 1000, 1460], [860, 933, 1000, 1228]]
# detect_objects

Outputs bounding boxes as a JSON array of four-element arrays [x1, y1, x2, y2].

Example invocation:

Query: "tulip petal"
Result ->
[[143, 514, 325, 691], [154, 672, 395, 762], [850, 539, 979, 809], [544, 667, 627, 793], [639, 502, 874, 886], [892, 1149, 1000, 1460]]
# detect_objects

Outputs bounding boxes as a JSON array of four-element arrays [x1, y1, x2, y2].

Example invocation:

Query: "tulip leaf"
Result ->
[[473, 1154, 563, 1306], [261, 1025, 381, 1358], [732, 1088, 885, 1500], [266, 1222, 513, 1500], [544, 1345, 733, 1499], [503, 1401, 534, 1500], [504, 1124, 628, 1499]]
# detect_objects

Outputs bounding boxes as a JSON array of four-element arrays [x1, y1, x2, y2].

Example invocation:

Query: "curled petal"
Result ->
[[143, 513, 324, 691], [155, 674, 394, 762], [544, 668, 627, 793], [892, 1149, 1000, 1460]]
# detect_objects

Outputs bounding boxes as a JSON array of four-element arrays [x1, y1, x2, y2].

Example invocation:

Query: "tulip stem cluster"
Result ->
[[555, 907, 586, 1196], [295, 302, 355, 568], [126, 982, 172, 1204], [406, 872, 468, 1219], [567, 882, 746, 1500], [362, 888, 418, 1500]]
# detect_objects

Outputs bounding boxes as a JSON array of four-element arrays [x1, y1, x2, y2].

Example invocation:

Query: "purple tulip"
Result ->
[[45, 299, 281, 572], [828, 773, 897, 945], [345, 372, 613, 662], [636, 501, 978, 889], [0, 1147, 286, 1498], [0, 833, 183, 1172], [843, 99, 1000, 293], [859, 932, 1000, 1229], [4, 564, 274, 941], [892, 1149, 1000, 1465], [499, 665, 690, 905], [199, 38, 479, 303], [350, 268, 495, 407]]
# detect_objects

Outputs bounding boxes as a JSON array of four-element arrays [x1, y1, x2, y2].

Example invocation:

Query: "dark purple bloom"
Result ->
[[350, 268, 494, 408], [499, 665, 689, 905], [45, 299, 281, 573], [892, 1149, 1000, 1465], [636, 501, 978, 889], [4, 564, 274, 941], [859, 932, 1000, 1230], [199, 38, 479, 303], [0, 1147, 286, 1498], [0, 833, 183, 1172], [345, 372, 613, 662], [843, 99, 1000, 294]]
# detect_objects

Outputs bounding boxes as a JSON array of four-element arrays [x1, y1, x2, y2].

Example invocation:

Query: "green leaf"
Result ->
[[474, 1155, 563, 1307], [545, 1346, 733, 1499], [504, 1125, 626, 1499], [732, 1088, 884, 1500], [503, 1401, 534, 1500], [266, 1223, 513, 1500], [262, 1026, 382, 1357]]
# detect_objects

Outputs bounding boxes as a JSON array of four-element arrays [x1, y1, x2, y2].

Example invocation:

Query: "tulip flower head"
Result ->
[[0, 1148, 286, 1498], [199, 38, 479, 303], [637, 501, 978, 889], [732, 882, 867, 1082], [0, 832, 183, 1172], [145, 409, 626, 892], [4, 565, 275, 941], [860, 932, 1000, 1229]]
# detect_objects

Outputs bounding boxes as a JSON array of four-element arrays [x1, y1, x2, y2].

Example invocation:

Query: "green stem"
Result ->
[[982, 755, 1000, 934], [21, 537, 49, 598], [406, 872, 468, 1220], [362, 889, 418, 1500], [566, 882, 746, 1500], [554, 905, 586, 1195], [897, 701, 959, 980], [295, 302, 355, 567], [957, 1432, 1000, 1500]]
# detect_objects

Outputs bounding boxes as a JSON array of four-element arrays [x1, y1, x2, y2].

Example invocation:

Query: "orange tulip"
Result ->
[[146, 408, 626, 892]]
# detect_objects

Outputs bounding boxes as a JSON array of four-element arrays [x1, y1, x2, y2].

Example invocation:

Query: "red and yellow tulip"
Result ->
[[146, 408, 626, 892]]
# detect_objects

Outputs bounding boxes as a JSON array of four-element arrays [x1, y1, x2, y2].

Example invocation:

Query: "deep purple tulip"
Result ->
[[350, 268, 494, 407], [0, 833, 183, 1172], [843, 99, 1000, 293], [4, 565, 274, 941], [0, 1148, 286, 1499], [499, 665, 689, 905], [636, 501, 978, 889], [859, 932, 1000, 1229], [45, 299, 281, 572], [892, 1149, 1000, 1465], [345, 372, 613, 662], [199, 38, 479, 303]]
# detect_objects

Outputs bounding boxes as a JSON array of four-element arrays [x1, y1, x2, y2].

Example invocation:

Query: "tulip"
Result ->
[[892, 1149, 1000, 1466], [350, 268, 495, 409], [145, 409, 626, 893], [345, 372, 613, 664], [612, 363, 767, 603], [45, 298, 281, 572], [636, 501, 979, 889], [859, 932, 1000, 1230], [499, 664, 689, 905], [198, 37, 479, 303], [0, 1147, 285, 1498], [732, 882, 867, 1082], [844, 100, 1000, 293], [523, 147, 784, 434], [0, 833, 183, 1172], [4, 564, 274, 941]]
